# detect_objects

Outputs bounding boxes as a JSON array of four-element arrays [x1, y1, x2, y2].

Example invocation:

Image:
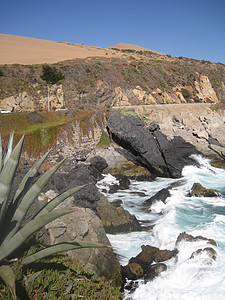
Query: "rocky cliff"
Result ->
[[0, 50, 225, 112]]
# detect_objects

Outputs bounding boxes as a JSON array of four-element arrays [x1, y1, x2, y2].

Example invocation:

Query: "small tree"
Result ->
[[41, 64, 64, 84]]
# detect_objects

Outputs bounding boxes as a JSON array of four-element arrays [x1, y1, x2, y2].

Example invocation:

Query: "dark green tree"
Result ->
[[41, 64, 64, 84]]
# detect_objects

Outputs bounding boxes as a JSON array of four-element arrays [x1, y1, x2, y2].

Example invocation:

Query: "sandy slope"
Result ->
[[0, 34, 162, 65], [108, 43, 163, 55]]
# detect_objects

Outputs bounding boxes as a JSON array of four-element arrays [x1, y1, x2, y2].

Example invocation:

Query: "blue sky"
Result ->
[[1, 0, 225, 63]]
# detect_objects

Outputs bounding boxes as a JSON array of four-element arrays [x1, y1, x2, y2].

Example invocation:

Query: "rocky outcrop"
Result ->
[[122, 245, 174, 280], [175, 232, 217, 264], [114, 103, 225, 165], [194, 73, 219, 103], [96, 195, 141, 234], [38, 191, 122, 286], [189, 183, 221, 197], [175, 232, 217, 247], [107, 108, 201, 178]]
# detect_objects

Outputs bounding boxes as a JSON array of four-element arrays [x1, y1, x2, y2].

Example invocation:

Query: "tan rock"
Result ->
[[195, 73, 219, 103]]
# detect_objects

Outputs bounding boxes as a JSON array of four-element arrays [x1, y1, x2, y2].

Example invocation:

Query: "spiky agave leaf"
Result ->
[[3, 159, 65, 244], [13, 150, 50, 204], [0, 136, 24, 228], [0, 209, 72, 262], [2, 132, 14, 167], [22, 241, 104, 265], [35, 184, 86, 218], [0, 135, 2, 171], [0, 264, 16, 300]]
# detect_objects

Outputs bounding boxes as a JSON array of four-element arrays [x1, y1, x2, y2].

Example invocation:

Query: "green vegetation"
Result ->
[[97, 131, 111, 148], [0, 108, 107, 155], [41, 64, 65, 85], [181, 88, 191, 100], [0, 253, 123, 299], [119, 108, 140, 118], [0, 69, 4, 77], [0, 133, 104, 299]]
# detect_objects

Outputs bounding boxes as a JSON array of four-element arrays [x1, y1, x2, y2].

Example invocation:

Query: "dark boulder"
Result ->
[[45, 163, 101, 210], [90, 155, 108, 172], [188, 183, 220, 197], [144, 188, 171, 207], [107, 109, 201, 178], [144, 179, 186, 207]]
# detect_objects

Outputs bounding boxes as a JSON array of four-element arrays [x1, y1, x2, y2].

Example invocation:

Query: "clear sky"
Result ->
[[1, 0, 225, 64]]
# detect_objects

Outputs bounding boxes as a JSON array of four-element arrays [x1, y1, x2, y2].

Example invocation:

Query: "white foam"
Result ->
[[97, 156, 225, 299]]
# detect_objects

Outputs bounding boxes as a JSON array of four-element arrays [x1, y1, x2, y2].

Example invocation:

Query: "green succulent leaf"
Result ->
[[0, 135, 2, 171], [13, 151, 50, 204], [22, 240, 104, 265], [0, 135, 24, 205], [36, 184, 86, 217], [0, 264, 16, 300], [2, 132, 14, 166], [0, 136, 24, 227], [5, 159, 65, 242], [0, 208, 71, 262]]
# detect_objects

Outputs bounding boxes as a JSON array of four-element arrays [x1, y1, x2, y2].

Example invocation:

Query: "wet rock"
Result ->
[[96, 195, 141, 233], [130, 245, 174, 265], [176, 232, 217, 247], [108, 175, 131, 193], [123, 245, 173, 281], [145, 263, 167, 280], [190, 247, 217, 261], [189, 183, 220, 197], [144, 188, 170, 206], [122, 262, 144, 280]]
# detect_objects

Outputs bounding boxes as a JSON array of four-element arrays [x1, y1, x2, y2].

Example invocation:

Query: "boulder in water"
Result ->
[[189, 183, 220, 197], [190, 247, 217, 261], [176, 232, 217, 247]]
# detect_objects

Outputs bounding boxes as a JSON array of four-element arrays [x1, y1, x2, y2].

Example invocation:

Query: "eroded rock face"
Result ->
[[39, 191, 122, 286], [107, 109, 201, 178], [189, 183, 220, 197]]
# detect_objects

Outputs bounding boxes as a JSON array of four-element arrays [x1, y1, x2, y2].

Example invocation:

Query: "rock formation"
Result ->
[[107, 108, 201, 178]]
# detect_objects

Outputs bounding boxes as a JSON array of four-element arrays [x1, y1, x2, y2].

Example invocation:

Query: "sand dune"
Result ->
[[0, 34, 162, 65], [108, 43, 163, 55]]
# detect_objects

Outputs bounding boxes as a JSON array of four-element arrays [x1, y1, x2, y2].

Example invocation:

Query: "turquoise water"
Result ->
[[97, 155, 225, 300]]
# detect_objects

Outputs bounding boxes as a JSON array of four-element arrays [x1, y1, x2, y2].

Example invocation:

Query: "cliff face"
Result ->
[[0, 50, 225, 112]]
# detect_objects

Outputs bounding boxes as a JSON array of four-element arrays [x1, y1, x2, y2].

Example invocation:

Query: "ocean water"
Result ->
[[96, 155, 225, 300]]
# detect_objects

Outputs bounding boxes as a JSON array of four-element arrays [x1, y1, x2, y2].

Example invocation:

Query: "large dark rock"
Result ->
[[89, 156, 108, 172], [189, 183, 220, 197], [45, 163, 101, 210], [107, 109, 201, 178]]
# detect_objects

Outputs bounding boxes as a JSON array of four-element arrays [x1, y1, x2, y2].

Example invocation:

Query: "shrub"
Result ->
[[181, 88, 191, 100], [40, 64, 65, 84], [0, 254, 124, 299]]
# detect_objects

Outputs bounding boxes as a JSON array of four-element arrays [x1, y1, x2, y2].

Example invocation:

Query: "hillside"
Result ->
[[0, 34, 225, 113]]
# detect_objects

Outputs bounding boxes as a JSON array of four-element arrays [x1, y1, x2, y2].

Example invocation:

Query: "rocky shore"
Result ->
[[16, 105, 225, 289]]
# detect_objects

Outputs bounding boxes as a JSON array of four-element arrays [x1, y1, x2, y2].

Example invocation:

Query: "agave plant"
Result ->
[[0, 133, 103, 299]]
